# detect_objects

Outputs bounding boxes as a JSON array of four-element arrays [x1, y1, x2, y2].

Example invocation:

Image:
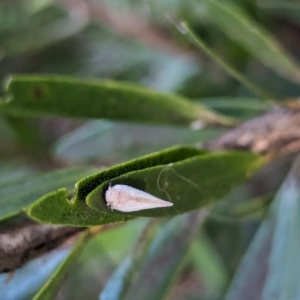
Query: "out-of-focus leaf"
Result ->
[[0, 166, 96, 221], [231, 193, 273, 218], [100, 212, 204, 300], [4, 116, 49, 159], [256, 1, 300, 27], [225, 155, 300, 300], [0, 75, 235, 127], [33, 230, 91, 300], [0, 160, 36, 184], [57, 219, 148, 300], [99, 220, 158, 300], [143, 55, 199, 92], [200, 97, 273, 119], [99, 257, 134, 300], [0, 245, 72, 300], [53, 120, 223, 163], [0, 0, 52, 35], [0, 4, 89, 57], [199, 0, 300, 83], [191, 233, 229, 298], [89, 219, 148, 263], [175, 22, 273, 99], [0, 116, 20, 156], [28, 146, 263, 226], [123, 212, 205, 300]]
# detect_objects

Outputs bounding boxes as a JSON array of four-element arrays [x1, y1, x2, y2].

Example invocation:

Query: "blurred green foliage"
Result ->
[[1, 0, 300, 299]]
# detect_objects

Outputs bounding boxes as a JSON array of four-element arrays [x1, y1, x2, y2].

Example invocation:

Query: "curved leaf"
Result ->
[[100, 213, 204, 300], [200, 97, 273, 120], [199, 0, 300, 83], [0, 75, 234, 127], [191, 233, 229, 297], [28, 146, 204, 226], [28, 146, 263, 226], [122, 212, 204, 300], [176, 22, 273, 99], [99, 220, 158, 300], [53, 120, 222, 164], [225, 154, 300, 300]]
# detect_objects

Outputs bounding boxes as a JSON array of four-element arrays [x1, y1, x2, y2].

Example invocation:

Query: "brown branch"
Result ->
[[204, 105, 300, 158], [0, 216, 83, 272], [0, 216, 118, 272]]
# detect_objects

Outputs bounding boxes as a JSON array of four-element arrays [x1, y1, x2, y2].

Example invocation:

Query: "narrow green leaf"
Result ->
[[0, 160, 36, 184], [100, 213, 204, 300], [200, 97, 273, 120], [33, 230, 91, 300], [100, 257, 134, 300], [256, 1, 300, 11], [199, 0, 300, 83], [191, 233, 229, 297], [256, 1, 300, 27], [53, 120, 222, 163], [255, 0, 300, 11], [225, 155, 300, 300], [122, 212, 204, 300], [0, 166, 96, 221], [1, 75, 234, 127], [99, 220, 159, 300], [28, 146, 263, 226], [175, 21, 274, 99], [52, 219, 148, 300]]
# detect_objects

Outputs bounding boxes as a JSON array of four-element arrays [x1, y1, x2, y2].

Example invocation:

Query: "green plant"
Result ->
[[1, 1, 300, 299]]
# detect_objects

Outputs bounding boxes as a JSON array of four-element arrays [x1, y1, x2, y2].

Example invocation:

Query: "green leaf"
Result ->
[[0, 166, 96, 221], [199, 0, 300, 83], [200, 97, 273, 120], [93, 218, 149, 263], [58, 219, 149, 300], [53, 120, 223, 164], [0, 4, 88, 57], [0, 75, 234, 127], [122, 212, 204, 300], [33, 230, 91, 300], [225, 155, 300, 300], [191, 233, 229, 297], [175, 22, 273, 99], [28, 146, 204, 226], [256, 1, 300, 27], [100, 213, 204, 300], [0, 160, 36, 184], [99, 220, 159, 300], [28, 146, 263, 226]]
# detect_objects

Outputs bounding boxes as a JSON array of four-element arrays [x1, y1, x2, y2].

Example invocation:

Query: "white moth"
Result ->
[[105, 184, 173, 212]]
